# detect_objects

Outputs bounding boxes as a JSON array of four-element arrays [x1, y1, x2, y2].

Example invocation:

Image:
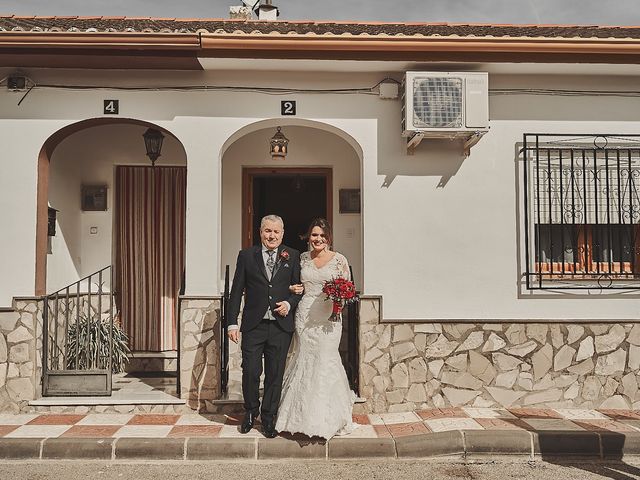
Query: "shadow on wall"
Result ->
[[375, 92, 469, 188], [378, 138, 468, 188], [180, 299, 221, 412], [491, 74, 640, 122], [492, 93, 640, 123]]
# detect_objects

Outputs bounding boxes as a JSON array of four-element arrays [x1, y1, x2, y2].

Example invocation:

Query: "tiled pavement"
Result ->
[[3, 408, 640, 460], [1, 407, 640, 439]]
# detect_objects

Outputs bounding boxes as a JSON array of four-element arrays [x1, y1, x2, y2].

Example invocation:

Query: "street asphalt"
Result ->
[[3, 459, 640, 480]]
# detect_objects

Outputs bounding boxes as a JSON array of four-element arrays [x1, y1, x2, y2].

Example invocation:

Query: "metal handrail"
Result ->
[[45, 265, 113, 298], [220, 265, 230, 396], [346, 265, 360, 394], [42, 265, 115, 395]]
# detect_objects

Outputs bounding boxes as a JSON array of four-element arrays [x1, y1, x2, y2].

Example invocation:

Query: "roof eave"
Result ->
[[199, 33, 640, 56], [3, 31, 640, 64], [0, 31, 200, 49]]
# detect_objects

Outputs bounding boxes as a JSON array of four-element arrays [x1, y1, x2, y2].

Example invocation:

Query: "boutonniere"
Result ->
[[279, 249, 290, 261]]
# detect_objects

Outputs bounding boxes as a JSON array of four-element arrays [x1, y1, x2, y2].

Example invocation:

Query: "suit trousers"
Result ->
[[241, 318, 293, 421]]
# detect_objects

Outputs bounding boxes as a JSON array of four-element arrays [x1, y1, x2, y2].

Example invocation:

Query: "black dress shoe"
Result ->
[[240, 412, 256, 434], [261, 418, 277, 438]]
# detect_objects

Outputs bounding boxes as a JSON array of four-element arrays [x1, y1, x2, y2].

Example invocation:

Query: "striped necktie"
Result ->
[[266, 250, 275, 279]]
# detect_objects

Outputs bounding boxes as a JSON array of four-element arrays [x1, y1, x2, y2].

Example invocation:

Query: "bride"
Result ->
[[275, 218, 356, 439]]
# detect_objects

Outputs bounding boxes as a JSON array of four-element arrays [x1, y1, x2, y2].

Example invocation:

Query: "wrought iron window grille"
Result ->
[[523, 134, 640, 290]]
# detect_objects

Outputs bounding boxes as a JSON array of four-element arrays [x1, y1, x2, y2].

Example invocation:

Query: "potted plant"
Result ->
[[65, 314, 130, 373]]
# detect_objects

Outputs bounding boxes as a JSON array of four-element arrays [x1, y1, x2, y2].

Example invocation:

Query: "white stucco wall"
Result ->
[[0, 68, 638, 321], [47, 145, 82, 292], [0, 121, 54, 307]]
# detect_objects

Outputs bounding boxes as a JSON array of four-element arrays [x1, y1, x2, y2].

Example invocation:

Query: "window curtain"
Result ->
[[115, 166, 186, 352]]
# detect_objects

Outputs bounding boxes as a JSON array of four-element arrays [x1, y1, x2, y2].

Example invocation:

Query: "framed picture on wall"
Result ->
[[81, 185, 108, 211], [339, 189, 360, 214]]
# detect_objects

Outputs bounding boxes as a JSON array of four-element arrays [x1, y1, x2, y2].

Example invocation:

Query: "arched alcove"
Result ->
[[37, 118, 187, 355], [36, 118, 186, 295], [219, 119, 364, 398]]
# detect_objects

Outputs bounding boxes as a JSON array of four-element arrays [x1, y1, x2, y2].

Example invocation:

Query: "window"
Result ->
[[524, 134, 640, 289], [534, 224, 638, 275]]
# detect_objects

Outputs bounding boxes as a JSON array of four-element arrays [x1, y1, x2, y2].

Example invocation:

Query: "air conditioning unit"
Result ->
[[402, 71, 489, 154]]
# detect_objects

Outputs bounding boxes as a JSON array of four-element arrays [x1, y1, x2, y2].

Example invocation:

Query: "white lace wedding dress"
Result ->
[[275, 251, 356, 439]]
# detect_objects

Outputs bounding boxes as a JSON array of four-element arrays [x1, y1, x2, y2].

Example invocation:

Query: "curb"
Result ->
[[395, 430, 464, 458], [2, 430, 640, 461]]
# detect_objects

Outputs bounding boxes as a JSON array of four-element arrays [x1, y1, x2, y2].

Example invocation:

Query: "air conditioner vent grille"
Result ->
[[413, 77, 463, 129]]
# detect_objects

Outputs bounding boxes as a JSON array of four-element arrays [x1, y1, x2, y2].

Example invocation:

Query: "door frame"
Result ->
[[242, 167, 333, 249]]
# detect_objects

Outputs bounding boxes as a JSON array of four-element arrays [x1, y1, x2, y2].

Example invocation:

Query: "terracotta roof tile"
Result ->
[[0, 16, 639, 39]]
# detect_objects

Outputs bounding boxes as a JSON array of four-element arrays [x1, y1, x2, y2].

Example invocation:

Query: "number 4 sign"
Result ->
[[104, 100, 119, 115]]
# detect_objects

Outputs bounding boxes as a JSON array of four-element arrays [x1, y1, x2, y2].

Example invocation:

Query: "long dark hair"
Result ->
[[305, 217, 333, 248]]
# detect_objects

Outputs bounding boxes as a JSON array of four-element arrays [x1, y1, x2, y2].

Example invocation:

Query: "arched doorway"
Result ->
[[220, 120, 363, 398], [36, 119, 187, 397]]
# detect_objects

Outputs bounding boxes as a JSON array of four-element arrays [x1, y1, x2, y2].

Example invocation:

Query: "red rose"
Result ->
[[280, 250, 290, 261]]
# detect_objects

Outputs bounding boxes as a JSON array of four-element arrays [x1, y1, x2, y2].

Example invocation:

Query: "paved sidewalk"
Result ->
[[1, 407, 640, 460]]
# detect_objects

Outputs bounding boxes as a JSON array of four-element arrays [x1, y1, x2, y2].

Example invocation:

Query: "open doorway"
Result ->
[[113, 165, 186, 400], [242, 168, 332, 251], [240, 166, 357, 392]]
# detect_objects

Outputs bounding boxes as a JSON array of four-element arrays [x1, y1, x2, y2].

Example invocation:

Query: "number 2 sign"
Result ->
[[281, 100, 296, 116], [104, 100, 119, 115]]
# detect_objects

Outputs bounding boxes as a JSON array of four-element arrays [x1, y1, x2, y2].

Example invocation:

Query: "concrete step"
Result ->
[[30, 394, 185, 406], [29, 371, 186, 413], [28, 397, 191, 414], [209, 393, 367, 414]]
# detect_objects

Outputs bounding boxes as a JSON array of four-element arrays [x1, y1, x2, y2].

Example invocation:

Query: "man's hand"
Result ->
[[274, 301, 290, 317], [289, 284, 304, 295], [228, 329, 239, 344]]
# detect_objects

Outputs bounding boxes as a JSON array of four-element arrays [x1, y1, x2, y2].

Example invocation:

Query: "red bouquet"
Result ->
[[322, 277, 358, 321]]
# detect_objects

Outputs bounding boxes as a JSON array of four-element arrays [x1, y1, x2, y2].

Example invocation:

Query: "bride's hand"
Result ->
[[289, 284, 304, 294]]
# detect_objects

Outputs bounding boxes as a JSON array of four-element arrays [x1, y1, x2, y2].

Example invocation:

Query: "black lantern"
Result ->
[[143, 128, 165, 167], [269, 126, 289, 160]]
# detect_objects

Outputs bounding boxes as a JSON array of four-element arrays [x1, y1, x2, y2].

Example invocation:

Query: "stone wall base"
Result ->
[[358, 297, 640, 413], [7, 294, 635, 417], [0, 299, 41, 413], [179, 298, 221, 410]]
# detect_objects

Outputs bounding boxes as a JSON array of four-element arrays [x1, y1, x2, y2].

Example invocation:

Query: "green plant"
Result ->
[[65, 315, 131, 373]]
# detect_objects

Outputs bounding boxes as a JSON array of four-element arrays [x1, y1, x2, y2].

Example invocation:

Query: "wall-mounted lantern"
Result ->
[[143, 128, 165, 167], [269, 126, 289, 160]]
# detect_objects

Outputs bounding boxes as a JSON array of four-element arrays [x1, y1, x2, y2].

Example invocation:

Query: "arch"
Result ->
[[219, 118, 365, 286], [219, 118, 364, 163], [35, 117, 186, 295]]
